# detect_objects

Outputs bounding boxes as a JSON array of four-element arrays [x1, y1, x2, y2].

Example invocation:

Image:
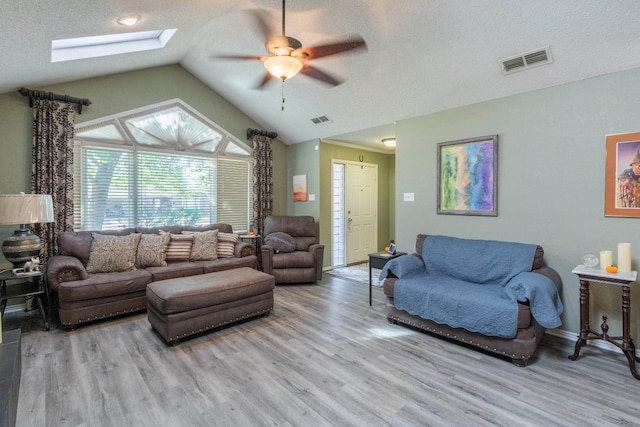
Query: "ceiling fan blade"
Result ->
[[300, 66, 343, 86], [294, 34, 367, 60], [214, 54, 266, 61], [256, 72, 276, 89], [246, 8, 276, 43]]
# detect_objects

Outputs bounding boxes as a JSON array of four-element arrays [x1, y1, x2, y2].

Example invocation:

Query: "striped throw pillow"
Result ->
[[217, 232, 237, 258], [161, 231, 194, 262]]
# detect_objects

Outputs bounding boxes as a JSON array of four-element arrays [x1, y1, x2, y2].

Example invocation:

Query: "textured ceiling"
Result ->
[[2, 0, 640, 151]]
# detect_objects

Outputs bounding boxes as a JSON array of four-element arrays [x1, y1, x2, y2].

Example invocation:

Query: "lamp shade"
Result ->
[[0, 193, 54, 225], [264, 55, 303, 80]]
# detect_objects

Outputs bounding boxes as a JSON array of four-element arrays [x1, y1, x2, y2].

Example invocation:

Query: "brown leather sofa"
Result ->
[[46, 223, 257, 328], [383, 234, 563, 366], [261, 216, 324, 284]]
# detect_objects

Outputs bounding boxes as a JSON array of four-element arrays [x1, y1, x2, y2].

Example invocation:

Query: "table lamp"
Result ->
[[0, 193, 54, 267]]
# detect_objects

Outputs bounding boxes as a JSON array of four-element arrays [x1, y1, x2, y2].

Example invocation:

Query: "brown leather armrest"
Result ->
[[46, 255, 88, 292], [234, 241, 255, 258]]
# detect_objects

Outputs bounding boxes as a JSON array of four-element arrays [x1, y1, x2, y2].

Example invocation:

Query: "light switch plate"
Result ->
[[403, 192, 415, 201], [308, 194, 316, 201]]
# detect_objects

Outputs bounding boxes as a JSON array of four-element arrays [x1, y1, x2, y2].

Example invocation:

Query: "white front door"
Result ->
[[345, 162, 378, 264]]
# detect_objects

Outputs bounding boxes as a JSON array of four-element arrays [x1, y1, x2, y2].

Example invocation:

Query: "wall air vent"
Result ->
[[500, 46, 553, 75], [310, 115, 331, 125]]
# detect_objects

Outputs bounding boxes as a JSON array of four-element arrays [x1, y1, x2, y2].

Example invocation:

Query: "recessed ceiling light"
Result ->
[[117, 15, 140, 26]]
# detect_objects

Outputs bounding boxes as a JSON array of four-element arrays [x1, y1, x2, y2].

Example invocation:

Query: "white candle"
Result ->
[[618, 242, 632, 273], [600, 250, 613, 269]]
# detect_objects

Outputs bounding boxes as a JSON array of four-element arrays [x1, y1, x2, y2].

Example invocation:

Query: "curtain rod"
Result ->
[[247, 128, 278, 140], [18, 87, 92, 114]]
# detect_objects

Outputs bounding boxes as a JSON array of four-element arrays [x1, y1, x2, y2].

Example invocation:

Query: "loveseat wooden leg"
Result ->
[[512, 358, 528, 367]]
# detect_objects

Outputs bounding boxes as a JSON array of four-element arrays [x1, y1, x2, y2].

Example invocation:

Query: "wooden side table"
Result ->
[[569, 264, 639, 379], [368, 251, 406, 306]]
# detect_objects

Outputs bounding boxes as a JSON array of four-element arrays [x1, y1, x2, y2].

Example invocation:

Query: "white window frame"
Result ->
[[73, 99, 253, 232]]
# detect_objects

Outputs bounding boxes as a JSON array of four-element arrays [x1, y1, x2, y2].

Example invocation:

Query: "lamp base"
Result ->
[[1, 226, 42, 268]]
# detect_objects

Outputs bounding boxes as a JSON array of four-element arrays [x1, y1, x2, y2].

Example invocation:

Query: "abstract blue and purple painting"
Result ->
[[439, 137, 496, 215]]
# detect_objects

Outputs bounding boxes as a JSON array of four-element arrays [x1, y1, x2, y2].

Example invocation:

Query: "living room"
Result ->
[[2, 1, 640, 426]]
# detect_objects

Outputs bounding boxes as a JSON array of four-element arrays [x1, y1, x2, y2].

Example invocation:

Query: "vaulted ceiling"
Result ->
[[3, 1, 640, 151]]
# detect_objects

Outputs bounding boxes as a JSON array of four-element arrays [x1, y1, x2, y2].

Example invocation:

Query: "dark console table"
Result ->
[[0, 329, 21, 427]]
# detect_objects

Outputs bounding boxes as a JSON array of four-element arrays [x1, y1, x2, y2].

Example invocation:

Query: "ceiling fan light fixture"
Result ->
[[382, 137, 396, 147], [264, 55, 303, 80]]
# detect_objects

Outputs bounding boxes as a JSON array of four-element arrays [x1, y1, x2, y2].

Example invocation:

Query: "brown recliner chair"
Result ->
[[261, 216, 324, 284]]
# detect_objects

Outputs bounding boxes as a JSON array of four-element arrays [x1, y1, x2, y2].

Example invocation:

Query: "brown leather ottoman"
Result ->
[[146, 267, 275, 344]]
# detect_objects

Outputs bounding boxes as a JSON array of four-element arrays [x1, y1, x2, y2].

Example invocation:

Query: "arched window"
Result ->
[[73, 99, 252, 232]]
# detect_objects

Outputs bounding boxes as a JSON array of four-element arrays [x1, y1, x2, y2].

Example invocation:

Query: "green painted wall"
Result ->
[[0, 64, 288, 264], [394, 66, 640, 343]]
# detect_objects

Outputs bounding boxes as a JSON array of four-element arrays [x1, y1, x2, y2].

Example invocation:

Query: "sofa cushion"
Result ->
[[183, 229, 218, 261], [136, 233, 170, 268], [57, 269, 152, 302], [217, 232, 237, 258], [144, 262, 204, 282], [86, 233, 141, 274], [162, 232, 194, 262], [265, 232, 296, 253]]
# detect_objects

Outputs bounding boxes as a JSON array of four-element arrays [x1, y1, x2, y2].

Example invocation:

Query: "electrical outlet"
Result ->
[[403, 192, 415, 202]]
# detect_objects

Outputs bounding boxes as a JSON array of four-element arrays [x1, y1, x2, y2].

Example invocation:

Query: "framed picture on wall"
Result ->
[[293, 174, 308, 202], [605, 131, 640, 217], [437, 135, 498, 216]]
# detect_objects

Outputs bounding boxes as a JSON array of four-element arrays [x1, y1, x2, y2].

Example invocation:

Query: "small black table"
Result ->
[[368, 251, 407, 306], [0, 270, 50, 331], [239, 234, 262, 270]]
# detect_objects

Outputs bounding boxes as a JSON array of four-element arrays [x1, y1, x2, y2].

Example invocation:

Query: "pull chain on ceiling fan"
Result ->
[[216, 0, 368, 110]]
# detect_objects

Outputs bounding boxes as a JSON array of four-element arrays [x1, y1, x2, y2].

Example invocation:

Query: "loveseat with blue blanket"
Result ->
[[380, 234, 563, 366]]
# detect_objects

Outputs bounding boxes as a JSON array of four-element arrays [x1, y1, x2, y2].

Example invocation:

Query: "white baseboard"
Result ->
[[547, 328, 640, 357]]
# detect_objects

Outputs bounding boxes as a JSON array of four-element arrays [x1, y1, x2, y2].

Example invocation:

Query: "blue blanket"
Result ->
[[505, 272, 563, 329], [387, 236, 562, 338], [422, 235, 538, 285]]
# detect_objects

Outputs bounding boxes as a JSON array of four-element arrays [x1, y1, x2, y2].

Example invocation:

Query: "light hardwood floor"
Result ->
[[6, 274, 640, 427]]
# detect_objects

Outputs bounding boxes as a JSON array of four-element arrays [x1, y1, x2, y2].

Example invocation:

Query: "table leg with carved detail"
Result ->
[[621, 285, 640, 379], [569, 279, 590, 361]]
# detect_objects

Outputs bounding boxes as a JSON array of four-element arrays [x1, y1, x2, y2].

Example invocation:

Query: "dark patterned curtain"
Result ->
[[31, 99, 75, 261], [252, 134, 273, 238]]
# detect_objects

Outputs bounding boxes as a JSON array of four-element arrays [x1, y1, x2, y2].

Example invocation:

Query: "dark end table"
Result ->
[[0, 270, 50, 331], [368, 251, 407, 306]]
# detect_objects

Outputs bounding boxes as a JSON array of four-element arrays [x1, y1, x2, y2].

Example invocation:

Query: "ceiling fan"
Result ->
[[217, 0, 367, 91]]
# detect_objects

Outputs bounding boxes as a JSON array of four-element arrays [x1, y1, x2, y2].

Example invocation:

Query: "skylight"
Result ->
[[51, 29, 177, 62]]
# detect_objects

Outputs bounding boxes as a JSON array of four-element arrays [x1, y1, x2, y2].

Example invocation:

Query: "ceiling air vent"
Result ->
[[310, 115, 331, 125], [500, 46, 553, 75]]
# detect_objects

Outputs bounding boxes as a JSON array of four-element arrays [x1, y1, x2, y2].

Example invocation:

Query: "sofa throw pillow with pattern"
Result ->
[[86, 233, 142, 273], [265, 232, 296, 253], [183, 229, 218, 261], [217, 232, 237, 258], [136, 233, 170, 268], [160, 231, 194, 262]]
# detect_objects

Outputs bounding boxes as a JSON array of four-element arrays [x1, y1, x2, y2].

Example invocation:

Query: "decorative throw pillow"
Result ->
[[217, 232, 238, 258], [160, 231, 194, 262], [183, 229, 218, 261], [86, 233, 141, 274], [265, 232, 296, 253], [136, 233, 170, 268]]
